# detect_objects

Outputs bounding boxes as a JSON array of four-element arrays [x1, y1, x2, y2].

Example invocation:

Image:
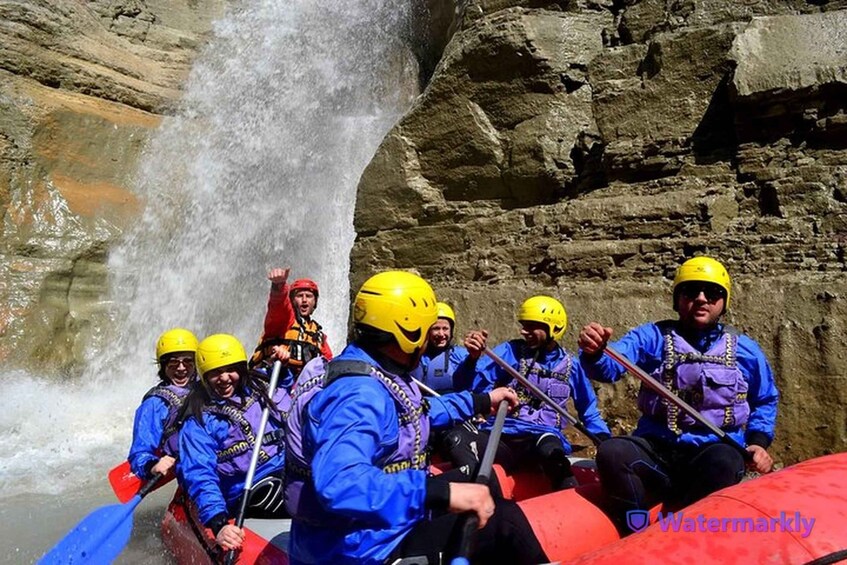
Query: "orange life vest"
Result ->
[[251, 317, 325, 372]]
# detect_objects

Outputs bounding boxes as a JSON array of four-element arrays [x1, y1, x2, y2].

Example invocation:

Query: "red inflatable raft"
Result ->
[[569, 452, 847, 564], [161, 453, 847, 564]]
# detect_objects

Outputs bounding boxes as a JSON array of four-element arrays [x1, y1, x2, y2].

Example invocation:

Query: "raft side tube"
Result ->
[[162, 496, 289, 565], [519, 483, 621, 562], [570, 453, 847, 564]]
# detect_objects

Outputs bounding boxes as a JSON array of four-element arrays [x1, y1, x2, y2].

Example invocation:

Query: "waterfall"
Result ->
[[0, 0, 418, 499]]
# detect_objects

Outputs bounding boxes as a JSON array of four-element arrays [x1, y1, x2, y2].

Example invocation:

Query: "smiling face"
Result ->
[[204, 364, 241, 399], [428, 319, 453, 349], [163, 352, 196, 387], [676, 282, 726, 331], [292, 289, 317, 317], [519, 320, 550, 350]]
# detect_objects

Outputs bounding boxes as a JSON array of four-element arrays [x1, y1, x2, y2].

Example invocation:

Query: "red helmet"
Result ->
[[290, 278, 319, 299]]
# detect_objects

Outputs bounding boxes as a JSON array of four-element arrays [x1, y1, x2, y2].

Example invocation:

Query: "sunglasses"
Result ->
[[678, 282, 726, 303], [165, 357, 195, 369]]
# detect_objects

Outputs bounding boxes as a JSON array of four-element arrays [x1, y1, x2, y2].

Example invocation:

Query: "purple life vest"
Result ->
[[203, 383, 289, 478], [421, 348, 455, 393], [509, 347, 573, 430], [143, 382, 192, 457], [638, 324, 749, 433], [284, 357, 430, 525]]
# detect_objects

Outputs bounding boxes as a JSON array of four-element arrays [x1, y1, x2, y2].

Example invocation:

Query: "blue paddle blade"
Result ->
[[38, 495, 142, 565]]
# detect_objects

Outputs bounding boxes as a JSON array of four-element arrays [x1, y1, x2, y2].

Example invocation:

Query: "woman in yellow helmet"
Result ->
[[409, 301, 470, 393], [459, 295, 612, 491], [179, 334, 292, 553], [128, 328, 199, 481], [578, 256, 779, 533]]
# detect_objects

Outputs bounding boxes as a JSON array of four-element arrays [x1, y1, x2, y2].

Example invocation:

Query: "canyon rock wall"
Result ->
[[353, 0, 847, 463], [0, 0, 225, 371], [1, 0, 844, 463]]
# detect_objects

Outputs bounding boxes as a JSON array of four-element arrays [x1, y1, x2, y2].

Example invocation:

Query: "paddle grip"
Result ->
[[451, 400, 509, 564]]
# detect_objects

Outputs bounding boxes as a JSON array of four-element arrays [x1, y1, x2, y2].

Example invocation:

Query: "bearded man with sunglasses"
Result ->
[[577, 256, 779, 533]]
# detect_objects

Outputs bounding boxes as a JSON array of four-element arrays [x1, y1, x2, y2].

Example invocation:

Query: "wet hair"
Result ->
[[184, 361, 279, 423], [157, 354, 171, 382]]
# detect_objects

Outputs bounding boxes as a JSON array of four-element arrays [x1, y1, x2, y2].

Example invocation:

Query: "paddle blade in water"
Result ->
[[38, 496, 141, 565]]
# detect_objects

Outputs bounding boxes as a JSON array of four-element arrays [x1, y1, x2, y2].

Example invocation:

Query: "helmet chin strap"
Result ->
[[365, 342, 419, 375]]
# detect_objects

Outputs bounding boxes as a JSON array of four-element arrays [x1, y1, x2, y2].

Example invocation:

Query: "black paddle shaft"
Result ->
[[453, 400, 510, 562], [604, 345, 752, 461], [137, 473, 164, 498], [483, 348, 603, 447]]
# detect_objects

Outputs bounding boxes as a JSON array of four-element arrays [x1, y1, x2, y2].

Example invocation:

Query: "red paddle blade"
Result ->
[[109, 461, 142, 503], [108, 461, 173, 502]]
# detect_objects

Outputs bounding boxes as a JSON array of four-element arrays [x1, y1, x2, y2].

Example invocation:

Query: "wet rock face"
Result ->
[[0, 0, 225, 372], [353, 2, 847, 463], [1, 0, 844, 462]]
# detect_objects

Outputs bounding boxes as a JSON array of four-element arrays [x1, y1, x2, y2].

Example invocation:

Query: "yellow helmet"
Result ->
[[353, 271, 438, 354], [196, 334, 248, 377], [156, 328, 199, 360], [517, 295, 567, 341], [673, 256, 732, 309], [436, 302, 456, 324]]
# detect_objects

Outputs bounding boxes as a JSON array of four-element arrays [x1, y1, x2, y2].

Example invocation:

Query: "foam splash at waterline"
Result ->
[[0, 374, 143, 498], [1, 0, 417, 497]]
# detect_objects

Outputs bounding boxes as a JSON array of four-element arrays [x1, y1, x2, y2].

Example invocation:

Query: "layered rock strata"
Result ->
[[353, 2, 847, 463], [0, 0, 225, 371]]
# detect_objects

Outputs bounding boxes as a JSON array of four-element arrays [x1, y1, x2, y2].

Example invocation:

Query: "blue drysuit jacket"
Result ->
[[178, 385, 288, 526], [409, 344, 470, 393], [579, 321, 779, 448], [128, 394, 172, 479], [288, 343, 483, 565]]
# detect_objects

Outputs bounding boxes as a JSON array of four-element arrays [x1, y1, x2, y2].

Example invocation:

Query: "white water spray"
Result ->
[[0, 0, 418, 499]]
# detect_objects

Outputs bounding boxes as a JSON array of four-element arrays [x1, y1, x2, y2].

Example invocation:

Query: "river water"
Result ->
[[0, 0, 418, 561]]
